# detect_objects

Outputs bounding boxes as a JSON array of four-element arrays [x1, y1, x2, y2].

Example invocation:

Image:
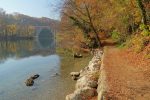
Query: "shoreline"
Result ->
[[66, 49, 104, 100], [67, 46, 150, 100], [0, 37, 33, 41]]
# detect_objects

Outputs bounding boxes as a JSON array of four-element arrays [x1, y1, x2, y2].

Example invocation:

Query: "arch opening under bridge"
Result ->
[[33, 26, 56, 50]]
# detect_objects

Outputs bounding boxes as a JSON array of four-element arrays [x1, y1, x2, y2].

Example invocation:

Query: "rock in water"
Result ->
[[25, 74, 40, 86], [25, 78, 34, 86], [70, 72, 80, 77], [55, 73, 59, 75], [31, 74, 40, 79], [73, 53, 83, 58], [72, 76, 79, 80], [70, 72, 80, 80], [52, 73, 59, 77]]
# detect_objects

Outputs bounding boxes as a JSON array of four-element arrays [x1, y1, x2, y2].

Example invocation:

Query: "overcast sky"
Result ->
[[0, 0, 63, 20]]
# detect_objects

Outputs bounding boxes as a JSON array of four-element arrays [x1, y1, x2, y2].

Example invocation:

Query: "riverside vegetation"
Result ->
[[57, 0, 150, 100]]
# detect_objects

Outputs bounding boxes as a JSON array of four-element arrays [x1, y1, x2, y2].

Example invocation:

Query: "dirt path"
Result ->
[[103, 46, 150, 100]]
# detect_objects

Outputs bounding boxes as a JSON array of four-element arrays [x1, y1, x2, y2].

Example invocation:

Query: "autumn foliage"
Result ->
[[59, 0, 149, 53]]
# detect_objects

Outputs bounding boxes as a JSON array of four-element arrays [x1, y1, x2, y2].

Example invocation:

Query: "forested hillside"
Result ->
[[0, 8, 59, 39]]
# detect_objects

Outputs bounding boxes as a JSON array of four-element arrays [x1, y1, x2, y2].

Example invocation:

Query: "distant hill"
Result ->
[[12, 13, 59, 30], [0, 8, 59, 30], [0, 8, 59, 39]]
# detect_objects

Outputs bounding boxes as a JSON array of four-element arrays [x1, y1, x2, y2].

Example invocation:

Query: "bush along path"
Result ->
[[66, 49, 103, 100]]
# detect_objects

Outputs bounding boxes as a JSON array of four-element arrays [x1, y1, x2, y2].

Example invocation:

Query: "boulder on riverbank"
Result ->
[[76, 73, 98, 89], [72, 76, 80, 80], [66, 87, 97, 100], [70, 72, 80, 77], [70, 72, 80, 80]]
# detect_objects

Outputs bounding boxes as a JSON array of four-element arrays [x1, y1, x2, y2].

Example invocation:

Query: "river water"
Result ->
[[0, 38, 91, 100]]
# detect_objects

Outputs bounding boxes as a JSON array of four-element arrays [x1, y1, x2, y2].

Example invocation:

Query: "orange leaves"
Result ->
[[61, 0, 149, 48]]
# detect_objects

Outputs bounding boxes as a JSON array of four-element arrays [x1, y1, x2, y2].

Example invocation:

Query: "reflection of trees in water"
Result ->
[[36, 28, 55, 49], [0, 28, 55, 61], [0, 38, 55, 61], [0, 40, 34, 61], [37, 38, 55, 49]]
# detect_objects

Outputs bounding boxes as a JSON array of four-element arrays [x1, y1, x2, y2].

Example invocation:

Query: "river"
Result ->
[[0, 37, 91, 100]]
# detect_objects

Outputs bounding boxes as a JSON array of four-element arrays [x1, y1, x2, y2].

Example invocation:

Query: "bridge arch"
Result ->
[[33, 26, 56, 49]]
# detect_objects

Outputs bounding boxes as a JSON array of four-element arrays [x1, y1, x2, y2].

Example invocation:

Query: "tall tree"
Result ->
[[61, 0, 102, 47]]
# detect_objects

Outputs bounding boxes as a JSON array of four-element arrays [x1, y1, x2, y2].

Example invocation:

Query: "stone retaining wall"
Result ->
[[66, 50, 104, 100], [97, 50, 107, 100]]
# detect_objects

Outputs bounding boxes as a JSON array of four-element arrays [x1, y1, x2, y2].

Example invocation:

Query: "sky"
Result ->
[[0, 0, 63, 20]]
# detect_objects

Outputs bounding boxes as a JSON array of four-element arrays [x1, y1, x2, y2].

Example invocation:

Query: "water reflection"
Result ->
[[0, 36, 91, 100], [0, 36, 59, 100], [0, 37, 55, 62]]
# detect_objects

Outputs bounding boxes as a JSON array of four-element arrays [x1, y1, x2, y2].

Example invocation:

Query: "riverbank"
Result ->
[[66, 49, 103, 100], [56, 48, 93, 99], [65, 46, 150, 100]]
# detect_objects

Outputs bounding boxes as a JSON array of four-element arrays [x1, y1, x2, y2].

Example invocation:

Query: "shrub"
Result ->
[[111, 30, 120, 40], [126, 34, 149, 52], [141, 29, 150, 36], [140, 24, 150, 36], [110, 30, 127, 44]]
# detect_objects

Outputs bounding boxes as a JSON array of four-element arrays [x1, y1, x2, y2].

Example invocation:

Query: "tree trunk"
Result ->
[[84, 4, 102, 48], [136, 0, 147, 25]]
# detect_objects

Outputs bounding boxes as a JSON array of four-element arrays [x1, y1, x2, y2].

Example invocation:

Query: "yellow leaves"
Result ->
[[126, 34, 149, 52], [6, 24, 17, 35], [76, 0, 96, 5], [133, 8, 141, 23]]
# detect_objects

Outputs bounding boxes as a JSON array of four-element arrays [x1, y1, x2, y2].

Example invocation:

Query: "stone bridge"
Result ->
[[33, 26, 56, 50], [33, 26, 56, 38]]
